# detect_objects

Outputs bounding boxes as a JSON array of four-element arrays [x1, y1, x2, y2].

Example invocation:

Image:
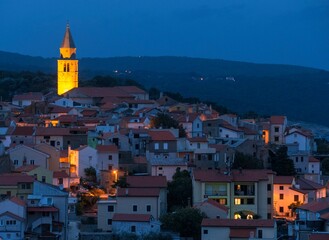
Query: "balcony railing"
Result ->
[[32, 217, 52, 230], [205, 190, 227, 196]]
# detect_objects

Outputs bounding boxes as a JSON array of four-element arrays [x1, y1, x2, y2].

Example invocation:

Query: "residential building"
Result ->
[[193, 169, 275, 219], [201, 219, 276, 240], [0, 173, 34, 201], [269, 116, 287, 144], [146, 129, 177, 160]]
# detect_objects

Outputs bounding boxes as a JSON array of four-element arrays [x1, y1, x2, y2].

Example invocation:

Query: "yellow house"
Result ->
[[0, 173, 34, 201], [57, 23, 78, 95], [15, 165, 53, 184], [273, 176, 326, 219], [193, 169, 275, 220]]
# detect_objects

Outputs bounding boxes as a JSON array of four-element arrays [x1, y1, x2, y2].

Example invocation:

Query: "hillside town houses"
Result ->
[[0, 85, 328, 240]]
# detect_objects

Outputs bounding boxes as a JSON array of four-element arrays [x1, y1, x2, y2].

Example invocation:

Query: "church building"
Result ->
[[57, 24, 78, 95]]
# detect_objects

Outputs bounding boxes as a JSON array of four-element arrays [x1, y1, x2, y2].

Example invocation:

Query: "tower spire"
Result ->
[[61, 22, 76, 49]]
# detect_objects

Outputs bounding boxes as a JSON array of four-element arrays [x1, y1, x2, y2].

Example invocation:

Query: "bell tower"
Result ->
[[57, 23, 78, 95]]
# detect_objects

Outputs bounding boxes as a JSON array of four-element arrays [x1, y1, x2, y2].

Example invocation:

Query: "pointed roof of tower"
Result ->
[[61, 23, 76, 48]]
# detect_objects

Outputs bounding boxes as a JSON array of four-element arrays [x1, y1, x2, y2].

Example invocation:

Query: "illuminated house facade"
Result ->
[[192, 169, 275, 220], [57, 24, 78, 95]]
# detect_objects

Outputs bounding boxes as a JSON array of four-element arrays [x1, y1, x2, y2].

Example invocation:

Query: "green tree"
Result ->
[[321, 158, 329, 175], [111, 175, 129, 188], [232, 151, 263, 169], [84, 166, 97, 183], [167, 168, 192, 211], [150, 113, 186, 137], [160, 207, 204, 240], [271, 146, 296, 176], [316, 139, 329, 154]]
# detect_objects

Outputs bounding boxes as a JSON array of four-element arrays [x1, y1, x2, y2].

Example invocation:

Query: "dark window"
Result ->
[[58, 178, 63, 185], [296, 157, 299, 162], [108, 155, 112, 160], [279, 186, 284, 190], [279, 207, 284, 213], [301, 157, 304, 162], [107, 219, 112, 225], [258, 229, 263, 238], [203, 229, 208, 234], [42, 176, 46, 183], [267, 184, 271, 191], [131, 226, 136, 232], [108, 205, 114, 212], [280, 194, 284, 200], [267, 213, 271, 219], [274, 136, 279, 142], [274, 127, 279, 132], [146, 205, 151, 212], [267, 197, 271, 205], [133, 205, 137, 212], [294, 195, 299, 202]]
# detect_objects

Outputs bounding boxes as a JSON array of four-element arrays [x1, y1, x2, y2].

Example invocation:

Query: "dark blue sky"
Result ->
[[1, 0, 329, 70]]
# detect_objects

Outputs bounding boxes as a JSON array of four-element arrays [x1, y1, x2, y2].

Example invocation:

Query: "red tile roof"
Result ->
[[274, 176, 294, 185], [309, 156, 320, 163], [10, 196, 27, 207], [11, 126, 34, 136], [57, 114, 78, 123], [298, 200, 329, 212], [15, 165, 39, 173], [113, 213, 152, 222], [53, 171, 69, 178], [188, 137, 208, 143], [148, 130, 176, 141], [270, 116, 286, 125], [230, 228, 255, 238], [309, 233, 329, 240], [193, 169, 274, 183], [27, 207, 59, 212], [296, 178, 325, 190], [117, 188, 160, 197], [12, 92, 43, 101], [126, 176, 167, 188], [0, 211, 25, 222], [68, 87, 132, 98], [96, 144, 118, 152], [114, 86, 147, 94], [0, 173, 34, 185], [202, 219, 275, 227], [201, 199, 229, 213]]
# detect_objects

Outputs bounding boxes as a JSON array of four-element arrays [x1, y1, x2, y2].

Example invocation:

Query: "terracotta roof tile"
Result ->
[[27, 207, 59, 212], [12, 92, 43, 101], [194, 169, 274, 183], [53, 171, 69, 178], [202, 219, 275, 227], [126, 176, 167, 188], [0, 173, 34, 186], [0, 211, 25, 222], [309, 156, 320, 163], [96, 144, 118, 152], [113, 213, 151, 222], [298, 200, 329, 212], [15, 165, 39, 173], [270, 116, 286, 125], [274, 176, 294, 184], [114, 86, 147, 94], [11, 126, 34, 136], [148, 130, 176, 141], [10, 196, 27, 207], [309, 233, 329, 240], [199, 199, 229, 213], [188, 137, 208, 143]]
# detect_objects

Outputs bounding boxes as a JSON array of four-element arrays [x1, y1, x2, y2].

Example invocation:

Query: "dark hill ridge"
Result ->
[[1, 50, 329, 126]]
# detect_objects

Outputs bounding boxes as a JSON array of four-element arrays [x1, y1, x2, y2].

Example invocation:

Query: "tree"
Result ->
[[271, 146, 295, 176], [111, 175, 129, 188], [232, 151, 263, 169], [150, 113, 186, 138], [84, 167, 97, 183], [167, 168, 192, 211], [160, 207, 204, 240], [321, 158, 329, 175]]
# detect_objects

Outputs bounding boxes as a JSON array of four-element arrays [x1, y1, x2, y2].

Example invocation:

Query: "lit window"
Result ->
[[247, 214, 253, 219], [234, 213, 241, 219], [235, 198, 241, 205], [163, 143, 168, 150], [154, 143, 159, 150]]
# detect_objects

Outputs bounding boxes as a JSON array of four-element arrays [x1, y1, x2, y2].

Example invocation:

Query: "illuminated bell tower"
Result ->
[[57, 23, 78, 95]]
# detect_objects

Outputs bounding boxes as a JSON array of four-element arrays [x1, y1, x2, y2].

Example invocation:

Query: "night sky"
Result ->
[[1, 0, 329, 70]]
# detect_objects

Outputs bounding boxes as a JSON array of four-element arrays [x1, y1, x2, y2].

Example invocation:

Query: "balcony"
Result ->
[[59, 162, 70, 169], [32, 217, 52, 230], [205, 190, 227, 196]]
